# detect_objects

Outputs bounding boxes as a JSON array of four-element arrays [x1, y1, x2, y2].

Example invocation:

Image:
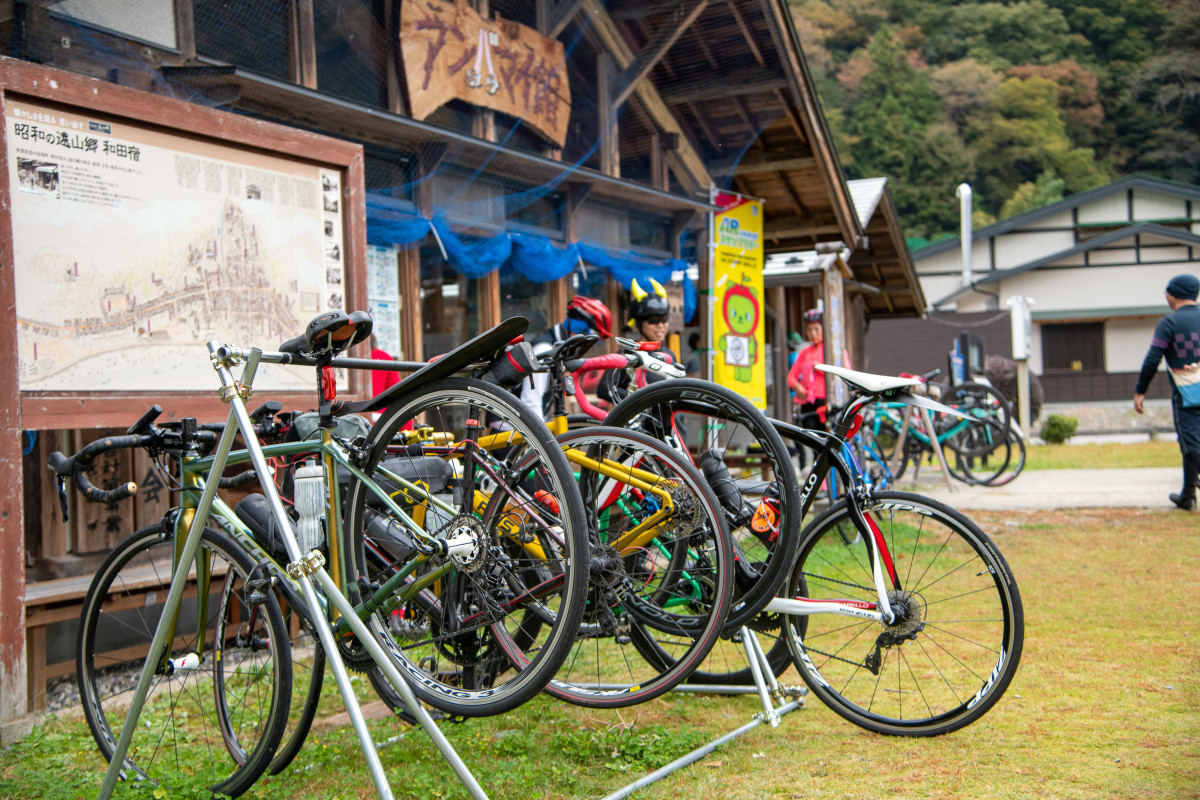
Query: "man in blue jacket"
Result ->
[[1134, 273, 1200, 510]]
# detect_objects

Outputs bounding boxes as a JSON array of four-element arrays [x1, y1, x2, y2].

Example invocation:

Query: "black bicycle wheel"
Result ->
[[77, 522, 291, 798], [263, 605, 325, 775], [943, 383, 1013, 454], [781, 491, 1024, 736], [344, 377, 588, 717], [956, 428, 1026, 487], [602, 379, 801, 631], [538, 427, 733, 707]]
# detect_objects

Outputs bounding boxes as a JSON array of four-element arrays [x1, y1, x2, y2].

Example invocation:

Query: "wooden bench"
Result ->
[[24, 560, 224, 712]]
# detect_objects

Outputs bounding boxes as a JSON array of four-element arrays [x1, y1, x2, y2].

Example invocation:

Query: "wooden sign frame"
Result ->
[[0, 57, 369, 431]]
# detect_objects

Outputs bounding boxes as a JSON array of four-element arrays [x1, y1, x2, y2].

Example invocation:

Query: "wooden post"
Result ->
[[397, 248, 422, 362], [288, 0, 318, 89], [0, 83, 26, 727]]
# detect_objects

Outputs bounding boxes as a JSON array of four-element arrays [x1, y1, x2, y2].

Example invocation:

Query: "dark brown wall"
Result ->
[[864, 311, 1013, 379], [1041, 371, 1171, 402], [867, 312, 1175, 403]]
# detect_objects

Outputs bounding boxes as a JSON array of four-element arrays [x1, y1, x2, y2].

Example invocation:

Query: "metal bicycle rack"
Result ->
[[98, 343, 488, 800], [598, 626, 807, 800], [96, 341, 807, 800]]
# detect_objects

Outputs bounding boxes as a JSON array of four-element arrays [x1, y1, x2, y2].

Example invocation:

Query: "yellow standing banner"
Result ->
[[711, 191, 766, 408]]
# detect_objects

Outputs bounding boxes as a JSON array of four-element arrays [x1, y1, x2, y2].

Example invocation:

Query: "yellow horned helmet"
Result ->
[[628, 278, 670, 328]]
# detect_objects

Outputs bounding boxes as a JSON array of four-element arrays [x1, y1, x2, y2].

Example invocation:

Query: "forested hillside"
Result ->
[[790, 0, 1199, 244]]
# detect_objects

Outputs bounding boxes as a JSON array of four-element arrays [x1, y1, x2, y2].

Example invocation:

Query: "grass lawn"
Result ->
[[2, 508, 1197, 800], [1025, 439, 1180, 470]]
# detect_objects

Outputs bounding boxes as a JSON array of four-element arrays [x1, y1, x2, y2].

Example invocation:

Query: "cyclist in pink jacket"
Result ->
[[787, 308, 850, 429]]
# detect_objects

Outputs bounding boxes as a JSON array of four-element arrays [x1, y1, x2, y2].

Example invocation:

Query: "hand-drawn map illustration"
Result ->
[[9, 100, 343, 391]]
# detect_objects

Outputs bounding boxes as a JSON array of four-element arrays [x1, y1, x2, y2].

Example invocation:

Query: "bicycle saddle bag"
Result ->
[[358, 456, 454, 509], [235, 493, 303, 564]]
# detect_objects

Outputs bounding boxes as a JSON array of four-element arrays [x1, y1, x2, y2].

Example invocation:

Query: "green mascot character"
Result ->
[[718, 284, 759, 382]]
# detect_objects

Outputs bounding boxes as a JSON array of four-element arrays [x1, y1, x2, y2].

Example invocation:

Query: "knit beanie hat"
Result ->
[[1166, 274, 1200, 301]]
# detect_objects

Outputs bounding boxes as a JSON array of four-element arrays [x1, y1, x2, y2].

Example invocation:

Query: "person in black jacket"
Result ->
[[598, 278, 679, 405], [1134, 273, 1200, 510]]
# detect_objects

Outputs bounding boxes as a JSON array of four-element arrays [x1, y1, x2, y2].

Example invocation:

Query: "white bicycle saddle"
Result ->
[[815, 364, 923, 395]]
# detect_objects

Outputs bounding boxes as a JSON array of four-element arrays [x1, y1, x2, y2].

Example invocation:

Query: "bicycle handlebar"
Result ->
[[48, 403, 290, 517]]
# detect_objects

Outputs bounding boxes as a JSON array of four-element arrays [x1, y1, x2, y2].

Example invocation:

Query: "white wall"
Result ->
[[1106, 317, 1164, 373]]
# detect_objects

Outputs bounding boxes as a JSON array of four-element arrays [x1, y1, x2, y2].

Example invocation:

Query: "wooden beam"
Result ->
[[583, 0, 711, 194], [711, 154, 817, 176], [287, 0, 318, 89], [174, 0, 196, 60], [548, 0, 590, 38], [727, 0, 765, 67], [597, 53, 619, 177], [612, 0, 709, 110], [661, 74, 790, 105]]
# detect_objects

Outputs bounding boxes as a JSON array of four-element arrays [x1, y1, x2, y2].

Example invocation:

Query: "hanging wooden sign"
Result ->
[[400, 0, 571, 147]]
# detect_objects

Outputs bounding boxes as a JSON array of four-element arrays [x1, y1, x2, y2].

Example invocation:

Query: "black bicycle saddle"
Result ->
[[281, 310, 373, 357]]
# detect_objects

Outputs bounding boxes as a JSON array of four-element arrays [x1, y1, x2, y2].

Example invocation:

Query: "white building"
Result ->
[[913, 174, 1200, 402]]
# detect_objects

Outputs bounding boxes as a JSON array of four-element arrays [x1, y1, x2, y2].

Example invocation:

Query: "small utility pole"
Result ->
[[1007, 296, 1033, 434]]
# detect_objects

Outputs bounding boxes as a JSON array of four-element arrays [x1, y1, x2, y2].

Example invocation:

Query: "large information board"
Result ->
[[0, 59, 367, 429]]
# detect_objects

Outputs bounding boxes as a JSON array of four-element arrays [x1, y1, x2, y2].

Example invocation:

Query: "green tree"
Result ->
[[974, 74, 1112, 211], [1124, 0, 1200, 183], [899, 1, 1091, 68], [840, 27, 952, 237], [999, 170, 1066, 217]]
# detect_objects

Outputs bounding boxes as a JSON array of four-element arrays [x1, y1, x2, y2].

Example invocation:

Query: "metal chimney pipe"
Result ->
[[956, 183, 972, 287]]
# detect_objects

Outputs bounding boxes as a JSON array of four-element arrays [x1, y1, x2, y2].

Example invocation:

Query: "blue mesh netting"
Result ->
[[510, 232, 579, 282], [366, 195, 431, 249], [577, 243, 682, 288], [430, 213, 512, 278], [391, 210, 693, 289]]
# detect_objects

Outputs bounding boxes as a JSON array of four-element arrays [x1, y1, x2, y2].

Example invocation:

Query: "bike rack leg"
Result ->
[[98, 412, 242, 800], [918, 407, 957, 493], [598, 627, 805, 800]]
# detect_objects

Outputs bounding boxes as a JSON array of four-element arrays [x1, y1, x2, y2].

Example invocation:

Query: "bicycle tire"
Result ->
[[537, 427, 734, 707], [206, 508, 327, 778], [344, 377, 589, 717], [77, 522, 291, 798], [956, 428, 1026, 487], [781, 491, 1024, 736], [944, 383, 1013, 453], [264, 608, 325, 775], [602, 378, 801, 631]]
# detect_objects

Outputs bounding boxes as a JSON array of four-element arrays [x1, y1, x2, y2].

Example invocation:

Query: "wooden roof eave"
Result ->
[[161, 64, 717, 218], [758, 0, 861, 250]]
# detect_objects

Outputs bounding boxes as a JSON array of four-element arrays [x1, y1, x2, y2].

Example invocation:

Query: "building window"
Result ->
[[1042, 322, 1104, 372], [195, 0, 290, 80], [51, 0, 177, 50]]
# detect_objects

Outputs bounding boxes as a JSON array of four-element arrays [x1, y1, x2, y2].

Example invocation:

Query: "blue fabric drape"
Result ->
[[683, 273, 697, 324]]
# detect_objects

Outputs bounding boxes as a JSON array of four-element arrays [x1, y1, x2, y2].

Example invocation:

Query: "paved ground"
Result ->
[[901, 466, 1186, 511]]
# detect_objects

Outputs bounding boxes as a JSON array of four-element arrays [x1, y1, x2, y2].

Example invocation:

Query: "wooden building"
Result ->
[[0, 0, 922, 728]]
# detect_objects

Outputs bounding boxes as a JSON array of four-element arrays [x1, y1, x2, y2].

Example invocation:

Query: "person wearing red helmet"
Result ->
[[517, 294, 614, 418]]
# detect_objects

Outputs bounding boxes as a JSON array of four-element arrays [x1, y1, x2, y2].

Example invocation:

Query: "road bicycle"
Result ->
[[54, 312, 590, 797], [357, 332, 736, 712], [579, 352, 1023, 734], [748, 366, 1024, 734], [868, 373, 1021, 486]]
